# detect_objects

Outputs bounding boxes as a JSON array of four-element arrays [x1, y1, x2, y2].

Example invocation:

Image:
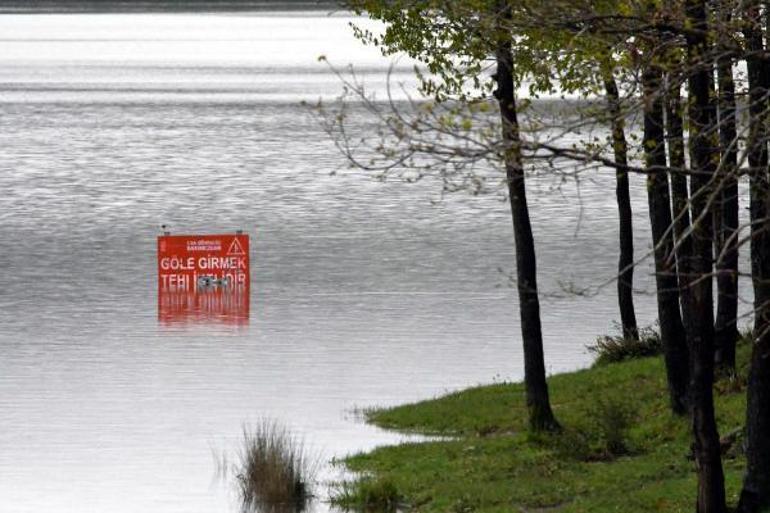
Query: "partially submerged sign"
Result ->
[[157, 233, 250, 292], [158, 287, 249, 325], [157, 232, 250, 324]]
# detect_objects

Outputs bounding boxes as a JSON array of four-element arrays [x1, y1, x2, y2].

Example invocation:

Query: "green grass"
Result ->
[[331, 341, 752, 513]]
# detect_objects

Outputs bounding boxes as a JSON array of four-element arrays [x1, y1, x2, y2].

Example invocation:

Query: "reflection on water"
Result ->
[[159, 287, 250, 325]]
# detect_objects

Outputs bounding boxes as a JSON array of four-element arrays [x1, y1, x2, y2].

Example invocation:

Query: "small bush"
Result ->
[[591, 397, 635, 457], [331, 477, 403, 512], [541, 427, 593, 461], [588, 327, 662, 366], [236, 420, 316, 512], [536, 397, 636, 461]]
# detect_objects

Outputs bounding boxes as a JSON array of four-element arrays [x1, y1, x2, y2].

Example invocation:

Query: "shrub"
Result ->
[[536, 397, 636, 461], [235, 420, 316, 512], [541, 427, 593, 461], [591, 397, 635, 457], [588, 327, 662, 366]]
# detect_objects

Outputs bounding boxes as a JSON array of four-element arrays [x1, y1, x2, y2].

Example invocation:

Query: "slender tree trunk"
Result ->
[[643, 64, 690, 416], [682, 1, 727, 511], [714, 38, 739, 374], [738, 6, 770, 511], [667, 80, 690, 233], [666, 77, 692, 294], [604, 75, 638, 341], [665, 77, 694, 398], [493, 5, 559, 432], [744, 6, 770, 301]]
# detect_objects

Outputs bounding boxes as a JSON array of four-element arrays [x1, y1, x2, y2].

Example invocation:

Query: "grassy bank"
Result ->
[[333, 340, 750, 513]]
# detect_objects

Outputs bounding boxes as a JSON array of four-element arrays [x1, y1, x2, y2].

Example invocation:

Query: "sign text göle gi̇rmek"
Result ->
[[157, 232, 250, 324]]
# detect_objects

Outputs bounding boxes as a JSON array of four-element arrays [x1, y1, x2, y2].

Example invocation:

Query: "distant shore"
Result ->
[[0, 1, 341, 13]]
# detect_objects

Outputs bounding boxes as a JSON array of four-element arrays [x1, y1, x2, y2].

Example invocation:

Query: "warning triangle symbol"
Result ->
[[227, 237, 246, 256]]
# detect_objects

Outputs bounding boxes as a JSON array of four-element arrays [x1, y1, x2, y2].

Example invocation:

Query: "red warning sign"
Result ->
[[157, 233, 250, 325], [157, 233, 250, 292]]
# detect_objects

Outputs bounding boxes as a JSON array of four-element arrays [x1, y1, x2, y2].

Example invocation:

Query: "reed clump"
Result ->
[[588, 327, 662, 366], [236, 420, 316, 512]]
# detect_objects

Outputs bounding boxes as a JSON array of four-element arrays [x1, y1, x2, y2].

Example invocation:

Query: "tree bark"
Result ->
[[604, 75, 639, 341], [666, 79, 689, 235], [738, 6, 770, 511], [643, 64, 690, 416], [493, 5, 559, 432], [665, 76, 691, 296], [681, 1, 727, 511], [714, 37, 739, 375], [739, 344, 770, 513]]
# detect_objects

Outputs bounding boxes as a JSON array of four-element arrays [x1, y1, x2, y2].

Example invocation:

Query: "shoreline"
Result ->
[[332, 341, 750, 512]]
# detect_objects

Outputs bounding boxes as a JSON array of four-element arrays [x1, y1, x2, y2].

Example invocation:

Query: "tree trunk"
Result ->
[[666, 80, 689, 235], [643, 64, 690, 416], [493, 6, 559, 432], [665, 76, 691, 295], [739, 344, 770, 513], [738, 6, 770, 511], [714, 40, 739, 375], [604, 75, 638, 341], [682, 1, 727, 511]]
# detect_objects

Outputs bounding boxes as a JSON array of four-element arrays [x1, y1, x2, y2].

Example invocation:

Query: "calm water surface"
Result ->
[[0, 11, 693, 513]]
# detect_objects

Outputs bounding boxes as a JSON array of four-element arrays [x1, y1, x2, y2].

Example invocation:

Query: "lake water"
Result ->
[[0, 10, 721, 513]]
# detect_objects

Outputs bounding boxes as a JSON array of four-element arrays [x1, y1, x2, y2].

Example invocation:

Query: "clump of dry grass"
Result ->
[[588, 327, 662, 366], [235, 420, 317, 512]]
